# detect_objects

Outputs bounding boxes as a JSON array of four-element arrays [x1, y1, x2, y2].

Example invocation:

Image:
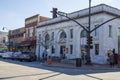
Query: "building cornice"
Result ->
[[37, 4, 120, 28]]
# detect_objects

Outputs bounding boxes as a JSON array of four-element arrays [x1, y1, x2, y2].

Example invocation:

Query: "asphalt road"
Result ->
[[0, 58, 120, 80]]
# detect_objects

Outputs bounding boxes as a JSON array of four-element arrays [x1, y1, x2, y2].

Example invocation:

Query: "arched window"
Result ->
[[44, 34, 50, 49], [80, 30, 87, 38], [45, 34, 50, 43], [60, 31, 66, 39]]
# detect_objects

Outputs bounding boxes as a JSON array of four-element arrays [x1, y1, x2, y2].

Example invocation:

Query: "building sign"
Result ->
[[25, 14, 39, 28]]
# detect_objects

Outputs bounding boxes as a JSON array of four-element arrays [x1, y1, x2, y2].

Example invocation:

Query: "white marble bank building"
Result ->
[[36, 4, 120, 64]]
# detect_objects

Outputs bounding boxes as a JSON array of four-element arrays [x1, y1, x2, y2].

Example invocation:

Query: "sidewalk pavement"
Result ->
[[42, 61, 120, 70]]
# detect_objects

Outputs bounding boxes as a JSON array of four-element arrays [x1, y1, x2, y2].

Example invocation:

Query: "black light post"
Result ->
[[86, 0, 92, 64], [2, 27, 10, 51]]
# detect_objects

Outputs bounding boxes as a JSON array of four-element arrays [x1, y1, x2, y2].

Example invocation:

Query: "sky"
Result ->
[[0, 0, 120, 32]]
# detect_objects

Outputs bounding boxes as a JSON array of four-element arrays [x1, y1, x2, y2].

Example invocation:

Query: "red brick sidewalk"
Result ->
[[43, 61, 120, 70]]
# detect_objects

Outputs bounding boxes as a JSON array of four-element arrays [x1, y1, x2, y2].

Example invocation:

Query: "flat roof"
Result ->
[[37, 4, 120, 28]]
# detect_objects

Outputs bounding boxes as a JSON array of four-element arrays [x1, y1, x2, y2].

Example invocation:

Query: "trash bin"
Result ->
[[76, 58, 82, 67], [47, 58, 52, 65]]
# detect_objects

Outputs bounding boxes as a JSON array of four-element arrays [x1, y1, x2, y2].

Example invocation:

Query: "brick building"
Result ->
[[8, 27, 25, 51], [20, 14, 50, 53]]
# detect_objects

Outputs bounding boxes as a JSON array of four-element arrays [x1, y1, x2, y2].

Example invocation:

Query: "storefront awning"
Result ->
[[20, 40, 36, 46], [31, 40, 36, 46], [20, 41, 31, 46]]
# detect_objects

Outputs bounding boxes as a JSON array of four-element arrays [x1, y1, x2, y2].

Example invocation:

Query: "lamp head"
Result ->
[[2, 27, 4, 30]]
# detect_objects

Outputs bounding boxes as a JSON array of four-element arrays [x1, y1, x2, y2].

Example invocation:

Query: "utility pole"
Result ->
[[86, 0, 92, 64]]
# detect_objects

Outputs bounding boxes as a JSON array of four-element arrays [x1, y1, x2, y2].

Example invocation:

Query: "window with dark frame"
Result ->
[[109, 25, 112, 37], [70, 45, 73, 54], [95, 44, 99, 55], [51, 46, 55, 53], [95, 24, 99, 36], [81, 30, 87, 38], [52, 32, 54, 40], [60, 31, 66, 39], [70, 29, 73, 39]]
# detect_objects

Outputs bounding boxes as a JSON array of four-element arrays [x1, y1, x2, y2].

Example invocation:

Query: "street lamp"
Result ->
[[2, 27, 9, 31], [2, 27, 11, 51]]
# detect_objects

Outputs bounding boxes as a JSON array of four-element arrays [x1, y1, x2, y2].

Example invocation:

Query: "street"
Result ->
[[0, 58, 120, 80]]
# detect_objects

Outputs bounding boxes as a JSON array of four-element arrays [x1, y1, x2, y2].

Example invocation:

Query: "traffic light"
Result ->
[[87, 35, 93, 44], [89, 36, 93, 44], [53, 8, 58, 18], [86, 35, 93, 49]]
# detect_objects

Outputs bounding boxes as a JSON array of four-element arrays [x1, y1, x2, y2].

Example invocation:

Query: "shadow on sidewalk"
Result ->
[[0, 58, 120, 76]]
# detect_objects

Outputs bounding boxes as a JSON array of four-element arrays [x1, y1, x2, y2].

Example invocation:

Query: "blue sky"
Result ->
[[0, 0, 120, 31]]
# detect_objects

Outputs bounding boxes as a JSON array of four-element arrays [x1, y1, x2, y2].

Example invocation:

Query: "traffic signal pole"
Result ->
[[86, 0, 92, 64], [50, 0, 120, 65]]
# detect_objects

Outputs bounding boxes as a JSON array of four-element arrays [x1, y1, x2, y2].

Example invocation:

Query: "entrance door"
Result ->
[[81, 45, 87, 64], [60, 46, 65, 59]]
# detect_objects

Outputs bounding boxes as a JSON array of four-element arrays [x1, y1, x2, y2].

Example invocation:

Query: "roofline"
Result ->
[[37, 4, 120, 28], [25, 14, 39, 21]]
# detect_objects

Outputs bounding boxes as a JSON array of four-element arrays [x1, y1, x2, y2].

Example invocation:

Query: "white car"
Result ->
[[12, 52, 22, 60], [0, 51, 3, 57], [2, 52, 13, 59]]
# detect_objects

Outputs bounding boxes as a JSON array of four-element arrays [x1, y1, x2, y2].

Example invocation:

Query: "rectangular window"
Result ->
[[51, 46, 55, 53], [38, 34, 41, 44], [52, 32, 54, 40], [29, 27, 34, 37], [39, 34, 41, 40], [33, 27, 36, 36], [118, 28, 120, 53], [95, 44, 99, 55], [109, 25, 112, 37], [70, 45, 73, 54], [95, 25, 99, 36], [70, 29, 73, 39]]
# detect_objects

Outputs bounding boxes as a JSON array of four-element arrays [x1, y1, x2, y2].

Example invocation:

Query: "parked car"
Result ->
[[0, 51, 5, 58], [11, 52, 22, 60], [2, 52, 13, 59], [19, 52, 36, 62]]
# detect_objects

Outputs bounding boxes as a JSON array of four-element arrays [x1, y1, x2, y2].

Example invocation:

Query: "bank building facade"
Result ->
[[36, 4, 120, 64]]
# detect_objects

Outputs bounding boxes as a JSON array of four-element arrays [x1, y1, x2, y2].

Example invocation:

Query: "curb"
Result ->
[[42, 63, 120, 70]]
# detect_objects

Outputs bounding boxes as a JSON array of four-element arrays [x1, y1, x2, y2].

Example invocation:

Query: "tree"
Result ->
[[37, 31, 55, 60]]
